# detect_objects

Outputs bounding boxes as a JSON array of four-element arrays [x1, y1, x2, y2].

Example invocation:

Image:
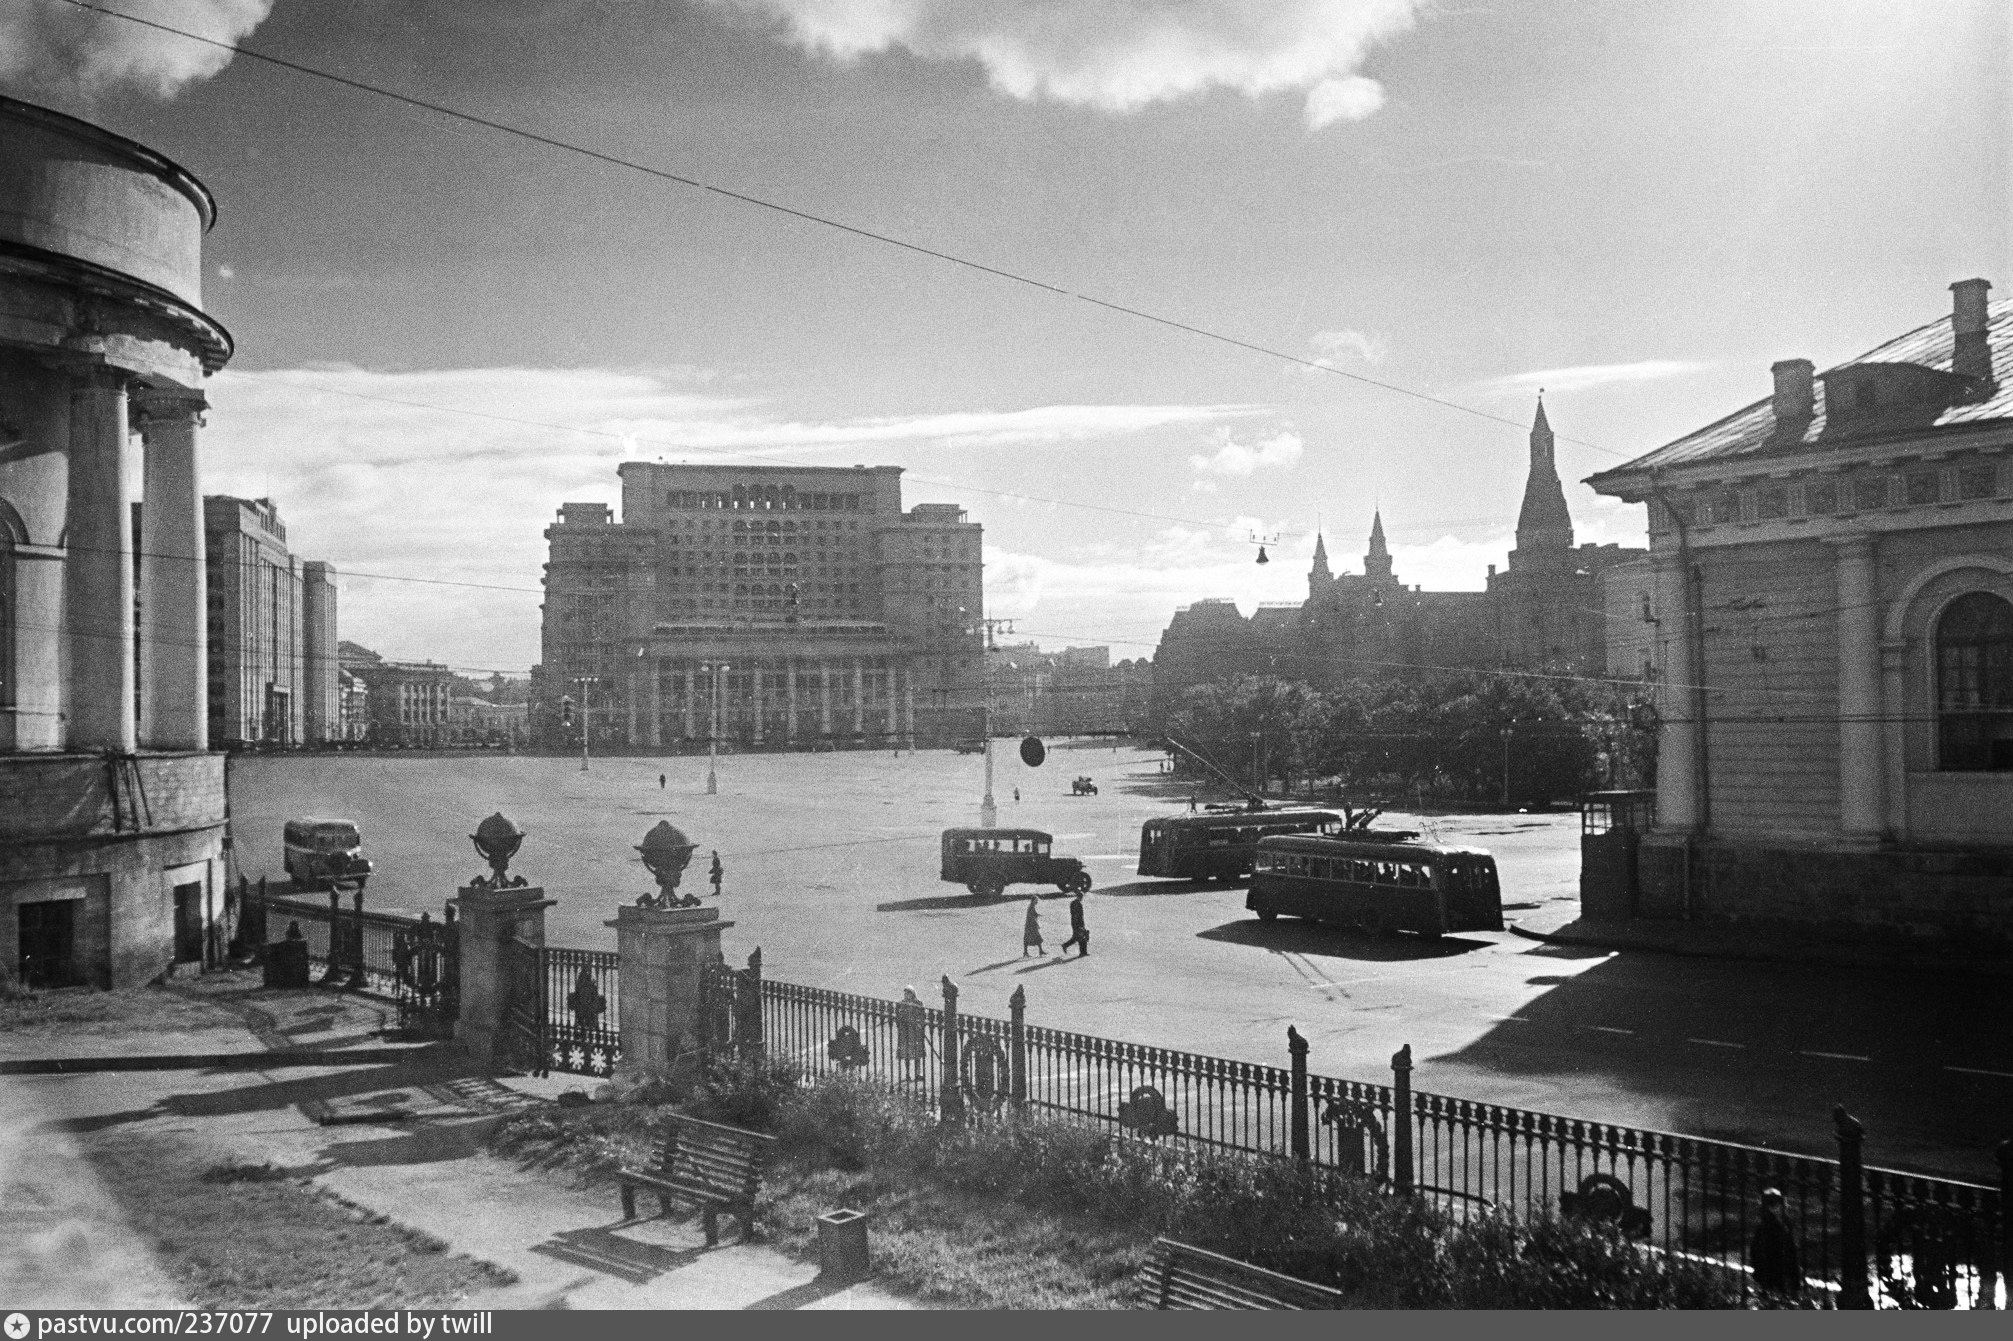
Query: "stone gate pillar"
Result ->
[[449, 883, 553, 1067], [609, 903, 734, 1093]]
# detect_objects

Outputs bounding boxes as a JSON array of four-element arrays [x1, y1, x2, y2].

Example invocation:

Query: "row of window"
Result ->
[[1256, 852, 1437, 887], [663, 488, 868, 512], [1682, 462, 2000, 527]]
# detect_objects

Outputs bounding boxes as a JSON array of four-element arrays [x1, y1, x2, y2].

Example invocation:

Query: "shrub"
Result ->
[[1441, 1211, 1745, 1309], [687, 1053, 802, 1131]]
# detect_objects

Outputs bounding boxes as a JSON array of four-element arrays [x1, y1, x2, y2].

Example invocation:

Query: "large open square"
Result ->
[[232, 743, 2011, 1181]]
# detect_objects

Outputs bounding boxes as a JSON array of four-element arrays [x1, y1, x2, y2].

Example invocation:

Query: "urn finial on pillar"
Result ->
[[635, 820, 700, 908], [469, 812, 528, 888]]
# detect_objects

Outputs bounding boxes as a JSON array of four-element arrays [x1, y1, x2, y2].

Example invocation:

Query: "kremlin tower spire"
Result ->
[[1513, 395, 1575, 561], [1308, 531, 1331, 598], [1364, 510, 1393, 580]]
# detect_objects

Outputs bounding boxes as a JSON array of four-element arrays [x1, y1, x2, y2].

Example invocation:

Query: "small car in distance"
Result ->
[[940, 828, 1092, 898], [283, 817, 375, 892], [1070, 776, 1099, 796]]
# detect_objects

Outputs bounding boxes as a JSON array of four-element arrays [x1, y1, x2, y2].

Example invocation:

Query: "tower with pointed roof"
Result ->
[[1512, 397, 1575, 565], [1308, 531, 1332, 598], [1364, 510, 1394, 581]]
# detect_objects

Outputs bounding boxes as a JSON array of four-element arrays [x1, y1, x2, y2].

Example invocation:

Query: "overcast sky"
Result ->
[[9, 0, 2008, 674]]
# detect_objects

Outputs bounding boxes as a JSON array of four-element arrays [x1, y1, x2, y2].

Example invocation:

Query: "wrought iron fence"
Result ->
[[747, 970, 2009, 1309], [542, 944, 621, 1077], [254, 888, 459, 1029]]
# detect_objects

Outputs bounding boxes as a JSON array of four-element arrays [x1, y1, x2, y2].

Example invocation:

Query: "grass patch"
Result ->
[[86, 1134, 515, 1309], [0, 985, 248, 1036]]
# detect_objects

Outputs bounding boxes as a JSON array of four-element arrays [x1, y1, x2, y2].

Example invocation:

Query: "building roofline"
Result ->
[[0, 93, 217, 231]]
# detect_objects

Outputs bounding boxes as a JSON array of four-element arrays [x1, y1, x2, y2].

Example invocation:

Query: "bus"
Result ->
[[1246, 834, 1503, 937], [1136, 810, 1348, 881], [283, 817, 374, 892]]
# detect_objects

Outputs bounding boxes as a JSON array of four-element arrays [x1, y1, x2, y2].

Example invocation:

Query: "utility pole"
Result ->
[[701, 661, 730, 794], [573, 675, 601, 773], [1500, 724, 1514, 807], [977, 616, 1012, 829]]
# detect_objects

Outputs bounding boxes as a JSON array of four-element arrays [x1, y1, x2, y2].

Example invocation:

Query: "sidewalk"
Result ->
[[1508, 902, 2013, 979], [0, 971, 921, 1310]]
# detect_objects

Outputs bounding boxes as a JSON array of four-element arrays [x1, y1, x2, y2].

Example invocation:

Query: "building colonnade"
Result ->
[[625, 656, 917, 747]]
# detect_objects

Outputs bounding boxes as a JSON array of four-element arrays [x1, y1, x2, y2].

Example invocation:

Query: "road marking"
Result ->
[[1799, 1050, 1870, 1062], [1945, 1065, 2013, 1079], [1687, 1038, 1747, 1049], [1589, 1026, 1634, 1036]]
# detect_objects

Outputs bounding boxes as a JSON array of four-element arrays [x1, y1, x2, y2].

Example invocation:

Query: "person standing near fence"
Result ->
[[1022, 896, 1045, 956], [709, 850, 724, 898], [1747, 1188, 1802, 1300], [896, 985, 927, 1084], [1060, 890, 1089, 957]]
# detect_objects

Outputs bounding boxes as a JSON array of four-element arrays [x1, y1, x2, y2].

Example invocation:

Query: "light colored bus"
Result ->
[[1246, 834, 1502, 937], [282, 817, 374, 892]]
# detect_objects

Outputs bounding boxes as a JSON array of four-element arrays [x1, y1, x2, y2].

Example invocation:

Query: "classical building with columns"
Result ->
[[1588, 277, 2013, 941], [0, 96, 232, 990], [534, 463, 985, 749]]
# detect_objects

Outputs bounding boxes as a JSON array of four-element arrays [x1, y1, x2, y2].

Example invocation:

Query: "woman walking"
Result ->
[[1022, 895, 1045, 956]]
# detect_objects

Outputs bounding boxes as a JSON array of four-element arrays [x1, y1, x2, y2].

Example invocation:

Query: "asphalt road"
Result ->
[[230, 743, 2012, 1182]]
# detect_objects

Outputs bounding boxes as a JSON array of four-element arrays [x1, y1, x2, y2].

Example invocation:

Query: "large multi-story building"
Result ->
[[1588, 277, 2013, 941], [1151, 402, 1645, 710], [534, 463, 986, 748], [1, 96, 232, 990], [986, 642, 1153, 736], [201, 496, 342, 747]]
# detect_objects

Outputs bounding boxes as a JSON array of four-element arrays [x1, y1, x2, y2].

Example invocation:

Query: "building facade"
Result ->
[[354, 660, 455, 747], [1588, 278, 2013, 941], [1152, 402, 1644, 711], [0, 96, 232, 990], [534, 464, 986, 749], [986, 642, 1153, 736]]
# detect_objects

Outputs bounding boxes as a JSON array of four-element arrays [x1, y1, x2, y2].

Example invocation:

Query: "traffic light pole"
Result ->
[[573, 676, 600, 773]]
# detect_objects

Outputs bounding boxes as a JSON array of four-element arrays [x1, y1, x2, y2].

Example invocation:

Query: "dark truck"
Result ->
[[940, 828, 1092, 898]]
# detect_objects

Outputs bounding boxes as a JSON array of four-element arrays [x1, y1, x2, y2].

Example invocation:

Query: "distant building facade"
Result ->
[[1588, 278, 2013, 942], [1, 96, 232, 990], [352, 658, 454, 747], [1151, 402, 1645, 711], [987, 642, 1153, 736], [534, 464, 986, 749], [201, 497, 339, 747]]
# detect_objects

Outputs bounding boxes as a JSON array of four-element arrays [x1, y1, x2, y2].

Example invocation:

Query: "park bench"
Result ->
[[618, 1113, 774, 1246], [1136, 1237, 1345, 1310]]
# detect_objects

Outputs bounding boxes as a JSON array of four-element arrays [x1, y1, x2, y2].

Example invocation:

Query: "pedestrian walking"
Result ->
[[1747, 1188, 1802, 1300], [1061, 890, 1089, 957], [709, 850, 724, 898], [1021, 896, 1045, 956], [1189, 794, 1198, 812], [896, 985, 927, 1084], [1013, 786, 1020, 803], [659, 773, 666, 789]]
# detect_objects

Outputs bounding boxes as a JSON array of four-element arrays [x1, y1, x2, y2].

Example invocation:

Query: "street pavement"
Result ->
[[232, 743, 2013, 1182]]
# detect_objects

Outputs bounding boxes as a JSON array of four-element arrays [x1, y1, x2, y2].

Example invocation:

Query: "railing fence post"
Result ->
[[1288, 1026, 1310, 1162], [1009, 985, 1028, 1112], [1392, 1043, 1414, 1195], [939, 974, 963, 1125], [742, 947, 765, 1061], [1835, 1106, 1872, 1310]]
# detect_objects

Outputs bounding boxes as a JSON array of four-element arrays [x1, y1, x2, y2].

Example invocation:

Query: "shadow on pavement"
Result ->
[[874, 892, 1010, 913], [1096, 878, 1240, 898], [1198, 919, 1492, 962], [745, 1275, 868, 1310], [531, 1224, 703, 1285]]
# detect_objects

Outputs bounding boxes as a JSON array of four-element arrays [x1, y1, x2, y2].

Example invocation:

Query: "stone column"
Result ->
[[1832, 535, 1885, 841], [1652, 547, 1700, 833], [448, 883, 555, 1068], [786, 660, 798, 743], [1879, 637, 1909, 835], [65, 367, 136, 752], [626, 669, 640, 745], [648, 659, 663, 747], [134, 388, 208, 751], [683, 664, 696, 739], [852, 659, 865, 735], [885, 661, 899, 738], [903, 668, 916, 748], [820, 661, 833, 736], [751, 665, 765, 744], [608, 904, 734, 1093]]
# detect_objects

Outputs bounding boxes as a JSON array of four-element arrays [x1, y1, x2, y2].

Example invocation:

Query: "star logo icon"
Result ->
[[4, 1313, 30, 1340]]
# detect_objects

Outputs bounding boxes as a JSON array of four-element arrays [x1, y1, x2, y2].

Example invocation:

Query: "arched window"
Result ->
[[1936, 591, 2013, 771]]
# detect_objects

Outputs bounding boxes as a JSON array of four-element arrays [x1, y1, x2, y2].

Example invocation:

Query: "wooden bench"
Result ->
[[1137, 1237, 1345, 1310], [618, 1113, 775, 1245]]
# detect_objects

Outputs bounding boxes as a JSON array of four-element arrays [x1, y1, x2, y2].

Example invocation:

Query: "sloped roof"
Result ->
[[1588, 297, 2013, 489]]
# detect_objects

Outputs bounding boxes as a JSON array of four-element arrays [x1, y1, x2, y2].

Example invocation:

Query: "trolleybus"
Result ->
[[1246, 834, 1503, 937], [1136, 810, 1349, 881]]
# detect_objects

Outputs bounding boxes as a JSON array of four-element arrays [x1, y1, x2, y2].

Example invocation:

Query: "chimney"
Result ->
[[1951, 278, 1993, 387], [1771, 358, 1815, 422]]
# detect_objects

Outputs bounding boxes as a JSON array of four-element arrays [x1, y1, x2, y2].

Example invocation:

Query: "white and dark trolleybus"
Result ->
[[1136, 810, 1348, 882], [1246, 834, 1504, 938]]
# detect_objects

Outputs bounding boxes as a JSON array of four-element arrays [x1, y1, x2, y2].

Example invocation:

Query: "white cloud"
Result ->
[[1475, 360, 1714, 398], [199, 365, 1268, 672], [1307, 327, 1388, 366], [1189, 429, 1304, 477], [706, 0, 1422, 130], [0, 0, 273, 100]]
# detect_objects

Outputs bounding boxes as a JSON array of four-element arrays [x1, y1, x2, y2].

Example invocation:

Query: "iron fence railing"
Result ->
[[744, 971, 2009, 1309], [541, 944, 621, 1077]]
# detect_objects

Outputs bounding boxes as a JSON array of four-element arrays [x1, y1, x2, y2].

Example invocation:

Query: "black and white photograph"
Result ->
[[0, 0, 2008, 1314]]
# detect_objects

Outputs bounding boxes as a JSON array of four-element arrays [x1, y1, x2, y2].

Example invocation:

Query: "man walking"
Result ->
[[709, 850, 724, 898], [659, 773, 666, 789], [1061, 890, 1089, 957]]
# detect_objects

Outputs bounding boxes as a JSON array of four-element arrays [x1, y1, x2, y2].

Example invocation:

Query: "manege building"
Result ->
[[536, 463, 985, 749]]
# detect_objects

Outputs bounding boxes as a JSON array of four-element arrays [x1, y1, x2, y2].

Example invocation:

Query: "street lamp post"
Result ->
[[981, 703, 997, 828], [701, 661, 731, 794], [573, 676, 601, 773], [1500, 724, 1514, 807]]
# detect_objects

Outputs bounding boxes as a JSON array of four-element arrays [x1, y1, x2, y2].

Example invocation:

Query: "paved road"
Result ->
[[232, 744, 2012, 1182]]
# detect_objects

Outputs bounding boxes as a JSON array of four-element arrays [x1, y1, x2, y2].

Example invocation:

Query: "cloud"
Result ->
[[1475, 359, 1714, 398], [706, 0, 1422, 130], [199, 365, 1269, 671], [1189, 429, 1303, 477], [1307, 327, 1388, 366], [0, 0, 273, 100]]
